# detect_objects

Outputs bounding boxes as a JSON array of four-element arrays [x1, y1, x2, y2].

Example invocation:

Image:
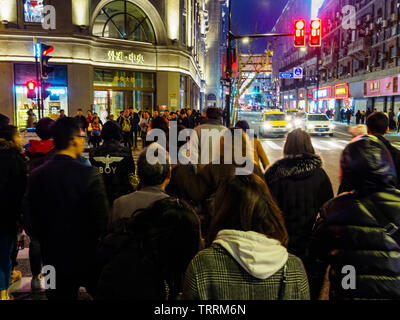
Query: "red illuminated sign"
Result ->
[[310, 19, 322, 47], [294, 19, 306, 47]]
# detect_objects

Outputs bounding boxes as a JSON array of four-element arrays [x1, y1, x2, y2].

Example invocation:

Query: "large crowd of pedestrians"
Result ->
[[1, 106, 400, 301]]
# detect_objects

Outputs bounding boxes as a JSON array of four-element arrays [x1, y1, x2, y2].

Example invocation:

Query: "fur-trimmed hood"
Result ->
[[265, 153, 323, 184], [0, 138, 19, 151]]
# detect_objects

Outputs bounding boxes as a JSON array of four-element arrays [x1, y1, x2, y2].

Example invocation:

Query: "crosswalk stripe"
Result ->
[[311, 140, 330, 151], [263, 141, 282, 150], [321, 140, 346, 150]]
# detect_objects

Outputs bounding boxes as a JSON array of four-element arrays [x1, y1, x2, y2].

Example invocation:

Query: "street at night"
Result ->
[[1, 0, 400, 313]]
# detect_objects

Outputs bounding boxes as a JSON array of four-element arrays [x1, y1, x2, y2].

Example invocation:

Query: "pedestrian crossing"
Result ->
[[260, 138, 351, 152]]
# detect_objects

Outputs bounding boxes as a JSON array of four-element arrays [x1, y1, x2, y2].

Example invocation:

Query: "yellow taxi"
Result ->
[[260, 111, 292, 138]]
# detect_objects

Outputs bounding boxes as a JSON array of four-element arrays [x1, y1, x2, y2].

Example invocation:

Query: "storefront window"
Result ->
[[92, 0, 156, 44], [14, 64, 68, 128], [94, 69, 155, 117], [24, 0, 44, 23]]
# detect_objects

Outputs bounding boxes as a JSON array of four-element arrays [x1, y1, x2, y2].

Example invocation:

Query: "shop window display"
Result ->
[[14, 64, 68, 128]]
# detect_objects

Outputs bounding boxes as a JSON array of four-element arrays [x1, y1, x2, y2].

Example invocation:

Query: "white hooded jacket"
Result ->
[[213, 229, 288, 280]]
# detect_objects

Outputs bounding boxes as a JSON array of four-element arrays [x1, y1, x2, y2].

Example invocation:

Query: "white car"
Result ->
[[304, 114, 334, 136]]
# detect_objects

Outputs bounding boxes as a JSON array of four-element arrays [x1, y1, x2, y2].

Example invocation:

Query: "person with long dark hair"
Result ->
[[265, 128, 333, 267], [183, 174, 309, 300], [96, 198, 202, 300]]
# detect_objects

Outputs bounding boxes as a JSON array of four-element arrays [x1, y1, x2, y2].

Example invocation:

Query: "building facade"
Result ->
[[0, 0, 208, 127], [277, 0, 400, 122]]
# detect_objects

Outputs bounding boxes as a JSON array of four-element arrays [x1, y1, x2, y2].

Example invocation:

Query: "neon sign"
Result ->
[[107, 50, 145, 65]]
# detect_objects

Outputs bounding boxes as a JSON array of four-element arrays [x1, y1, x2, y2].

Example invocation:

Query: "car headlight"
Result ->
[[307, 124, 315, 130], [329, 124, 335, 129], [294, 119, 303, 126], [286, 116, 292, 121], [286, 123, 293, 129], [264, 123, 272, 130]]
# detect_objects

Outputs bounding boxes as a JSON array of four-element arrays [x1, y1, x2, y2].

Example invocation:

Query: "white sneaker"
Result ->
[[31, 275, 43, 292]]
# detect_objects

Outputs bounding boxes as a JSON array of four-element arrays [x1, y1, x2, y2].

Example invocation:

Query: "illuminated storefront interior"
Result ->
[[14, 64, 68, 128]]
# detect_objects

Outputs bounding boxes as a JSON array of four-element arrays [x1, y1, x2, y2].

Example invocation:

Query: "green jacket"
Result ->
[[183, 243, 310, 300]]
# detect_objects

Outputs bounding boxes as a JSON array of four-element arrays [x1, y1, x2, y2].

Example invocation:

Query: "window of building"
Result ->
[[24, 0, 44, 23], [93, 0, 156, 43]]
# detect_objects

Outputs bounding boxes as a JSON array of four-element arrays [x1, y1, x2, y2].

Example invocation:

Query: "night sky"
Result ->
[[231, 0, 289, 53]]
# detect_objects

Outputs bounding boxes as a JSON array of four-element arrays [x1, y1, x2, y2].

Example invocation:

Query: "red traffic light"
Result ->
[[26, 81, 36, 90], [42, 45, 54, 56], [310, 19, 322, 47], [294, 19, 306, 47], [26, 81, 37, 99]]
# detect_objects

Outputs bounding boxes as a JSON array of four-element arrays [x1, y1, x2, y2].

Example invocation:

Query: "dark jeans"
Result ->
[[123, 131, 133, 149], [29, 237, 42, 276], [141, 133, 147, 148], [132, 127, 139, 148], [0, 233, 14, 291]]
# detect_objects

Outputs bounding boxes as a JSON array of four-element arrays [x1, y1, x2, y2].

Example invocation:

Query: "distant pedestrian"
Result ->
[[355, 110, 362, 124], [24, 117, 109, 300], [119, 109, 132, 150], [59, 109, 66, 119], [74, 108, 87, 130], [26, 109, 36, 128], [361, 110, 366, 124], [139, 111, 150, 148], [89, 116, 102, 148]]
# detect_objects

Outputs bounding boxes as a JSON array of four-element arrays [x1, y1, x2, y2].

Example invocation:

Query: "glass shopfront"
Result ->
[[94, 69, 155, 123], [14, 64, 68, 128]]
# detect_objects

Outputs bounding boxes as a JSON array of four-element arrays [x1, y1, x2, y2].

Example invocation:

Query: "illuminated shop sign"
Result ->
[[364, 75, 399, 97], [334, 83, 349, 99], [312, 87, 332, 100], [107, 50, 145, 64], [15, 86, 67, 95]]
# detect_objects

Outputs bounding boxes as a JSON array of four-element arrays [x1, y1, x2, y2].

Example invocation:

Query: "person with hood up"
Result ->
[[183, 174, 309, 300], [265, 128, 333, 267], [309, 135, 400, 300]]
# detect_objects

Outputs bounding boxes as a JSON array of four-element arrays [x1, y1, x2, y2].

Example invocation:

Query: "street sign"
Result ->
[[279, 72, 294, 79], [293, 67, 303, 79]]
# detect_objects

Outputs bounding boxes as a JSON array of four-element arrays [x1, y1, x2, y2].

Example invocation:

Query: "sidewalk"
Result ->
[[332, 121, 400, 137]]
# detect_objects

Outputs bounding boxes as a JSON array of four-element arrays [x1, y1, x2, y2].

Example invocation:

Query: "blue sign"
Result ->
[[294, 67, 303, 78], [279, 72, 294, 79]]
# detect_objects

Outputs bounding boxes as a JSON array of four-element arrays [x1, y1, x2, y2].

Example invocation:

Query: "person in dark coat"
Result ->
[[355, 110, 362, 125], [309, 135, 400, 300], [24, 117, 55, 292], [74, 109, 87, 130], [265, 128, 333, 266], [130, 108, 140, 150], [364, 112, 400, 189], [96, 198, 201, 300], [0, 122, 27, 300], [89, 121, 135, 206], [24, 117, 109, 300]]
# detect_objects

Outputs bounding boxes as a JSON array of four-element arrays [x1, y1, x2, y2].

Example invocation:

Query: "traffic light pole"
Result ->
[[224, 1, 296, 126], [35, 54, 42, 120]]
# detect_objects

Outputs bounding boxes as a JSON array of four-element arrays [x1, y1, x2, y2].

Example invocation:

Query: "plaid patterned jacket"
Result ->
[[183, 244, 310, 300]]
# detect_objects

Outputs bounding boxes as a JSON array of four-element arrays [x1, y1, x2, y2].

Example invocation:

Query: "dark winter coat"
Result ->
[[24, 154, 109, 279], [309, 135, 400, 300], [0, 139, 27, 234], [265, 153, 334, 261], [25, 139, 54, 172], [89, 140, 135, 205], [376, 135, 400, 189]]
